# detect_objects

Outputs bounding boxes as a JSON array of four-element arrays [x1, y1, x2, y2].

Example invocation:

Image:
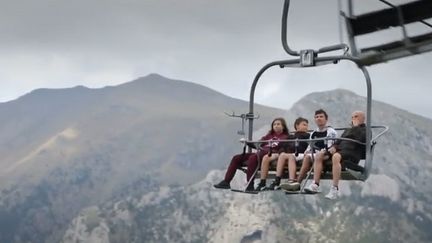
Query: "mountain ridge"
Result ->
[[1, 74, 431, 242], [0, 74, 285, 243]]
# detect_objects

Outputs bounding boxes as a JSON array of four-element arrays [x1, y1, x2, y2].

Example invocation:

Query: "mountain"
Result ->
[[0, 74, 283, 243], [1, 76, 431, 242], [62, 90, 432, 243]]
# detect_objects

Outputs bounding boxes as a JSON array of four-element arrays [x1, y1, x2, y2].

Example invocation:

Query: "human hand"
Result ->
[[329, 147, 336, 154]]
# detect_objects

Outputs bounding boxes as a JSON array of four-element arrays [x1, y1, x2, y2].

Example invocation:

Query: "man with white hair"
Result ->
[[304, 111, 367, 199]]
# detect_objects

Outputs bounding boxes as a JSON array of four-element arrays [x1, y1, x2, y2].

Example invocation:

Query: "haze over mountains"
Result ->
[[1, 74, 431, 242]]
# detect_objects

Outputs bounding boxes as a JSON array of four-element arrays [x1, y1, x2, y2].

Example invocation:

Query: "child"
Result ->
[[214, 117, 289, 191], [266, 117, 310, 190]]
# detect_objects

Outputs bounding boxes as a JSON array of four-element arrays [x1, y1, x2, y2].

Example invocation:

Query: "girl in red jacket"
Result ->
[[214, 117, 289, 191]]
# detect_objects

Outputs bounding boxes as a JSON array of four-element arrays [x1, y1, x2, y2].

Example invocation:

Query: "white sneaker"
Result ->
[[325, 186, 339, 200], [280, 181, 300, 191], [304, 182, 320, 194]]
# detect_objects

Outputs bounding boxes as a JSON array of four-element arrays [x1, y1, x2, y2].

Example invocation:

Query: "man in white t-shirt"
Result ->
[[294, 109, 337, 188], [305, 111, 366, 199]]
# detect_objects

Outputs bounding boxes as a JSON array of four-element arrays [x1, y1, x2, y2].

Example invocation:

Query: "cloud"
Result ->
[[1, 0, 431, 119]]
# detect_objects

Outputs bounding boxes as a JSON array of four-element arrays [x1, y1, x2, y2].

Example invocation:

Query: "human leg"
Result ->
[[257, 153, 280, 190], [304, 151, 326, 193], [260, 154, 272, 180], [276, 152, 289, 177], [279, 153, 302, 191], [266, 153, 288, 190], [312, 150, 326, 184], [214, 153, 252, 189], [225, 153, 253, 182], [256, 154, 270, 190], [297, 153, 312, 183], [325, 152, 342, 200], [331, 152, 342, 187], [287, 154, 297, 181], [244, 150, 267, 190], [257, 153, 278, 190]]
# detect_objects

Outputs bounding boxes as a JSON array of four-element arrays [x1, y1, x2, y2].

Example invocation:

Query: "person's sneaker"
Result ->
[[213, 180, 230, 189], [255, 183, 266, 191], [280, 180, 300, 191], [304, 182, 320, 194], [266, 181, 280, 190], [325, 186, 339, 200]]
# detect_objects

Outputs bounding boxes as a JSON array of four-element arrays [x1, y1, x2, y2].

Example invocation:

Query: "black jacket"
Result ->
[[335, 123, 366, 160], [280, 131, 310, 154]]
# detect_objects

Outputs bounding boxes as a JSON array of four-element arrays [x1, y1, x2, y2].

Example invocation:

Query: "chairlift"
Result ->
[[223, 0, 432, 193]]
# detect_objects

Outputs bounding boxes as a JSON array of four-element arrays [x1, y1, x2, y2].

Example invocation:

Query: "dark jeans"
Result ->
[[224, 150, 268, 182]]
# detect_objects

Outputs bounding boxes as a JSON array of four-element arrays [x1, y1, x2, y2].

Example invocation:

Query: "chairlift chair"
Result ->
[[231, 0, 422, 193], [227, 0, 431, 193]]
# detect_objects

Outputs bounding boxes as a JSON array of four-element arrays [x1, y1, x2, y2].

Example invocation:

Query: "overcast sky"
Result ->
[[1, 0, 431, 118]]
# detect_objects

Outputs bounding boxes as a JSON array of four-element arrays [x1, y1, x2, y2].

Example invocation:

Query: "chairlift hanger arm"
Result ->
[[281, 0, 299, 56], [247, 55, 363, 143], [281, 0, 349, 57]]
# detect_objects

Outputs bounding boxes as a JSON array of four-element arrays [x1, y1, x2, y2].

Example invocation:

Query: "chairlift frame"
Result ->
[[227, 0, 432, 193], [240, 0, 411, 187], [344, 0, 432, 65]]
